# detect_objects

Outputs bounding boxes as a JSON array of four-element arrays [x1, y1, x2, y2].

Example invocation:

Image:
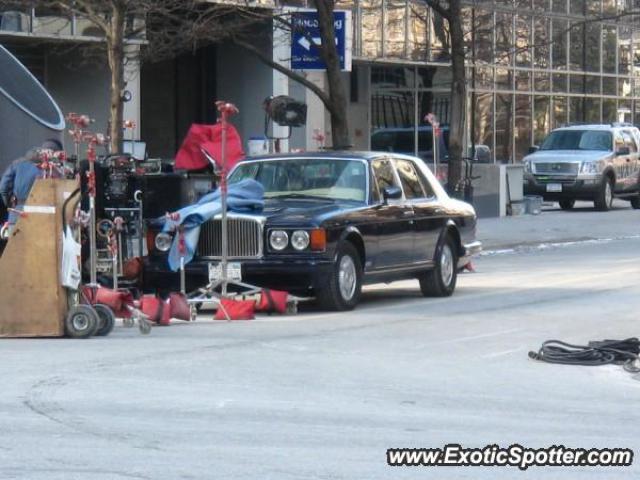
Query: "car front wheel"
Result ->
[[630, 195, 640, 209], [419, 234, 458, 297], [316, 242, 362, 311]]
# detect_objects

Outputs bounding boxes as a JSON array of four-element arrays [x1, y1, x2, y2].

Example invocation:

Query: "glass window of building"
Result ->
[[587, 0, 601, 15], [534, 96, 551, 144], [473, 93, 494, 154], [570, 0, 586, 15], [602, 98, 617, 122], [552, 20, 568, 70], [553, 73, 568, 93], [474, 9, 493, 64], [569, 23, 584, 71], [430, 10, 450, 62], [361, 0, 383, 58], [553, 97, 568, 128], [533, 17, 550, 69], [584, 98, 601, 123], [496, 68, 513, 90], [534, 72, 551, 92], [495, 12, 514, 66], [385, 0, 407, 58], [496, 94, 514, 162], [552, 0, 567, 13], [514, 95, 532, 160], [515, 16, 532, 68], [603, 76, 617, 95], [585, 23, 601, 73], [602, 26, 617, 74], [602, 0, 616, 15], [619, 27, 632, 75]]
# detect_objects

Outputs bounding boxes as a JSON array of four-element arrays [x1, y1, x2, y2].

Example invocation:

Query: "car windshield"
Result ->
[[540, 130, 612, 151], [228, 158, 367, 202]]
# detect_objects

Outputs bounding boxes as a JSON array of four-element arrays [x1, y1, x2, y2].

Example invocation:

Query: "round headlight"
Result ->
[[291, 230, 310, 251], [269, 230, 289, 251], [155, 232, 173, 252]]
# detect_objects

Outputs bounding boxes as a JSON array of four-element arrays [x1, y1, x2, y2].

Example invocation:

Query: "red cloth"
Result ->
[[175, 123, 245, 171]]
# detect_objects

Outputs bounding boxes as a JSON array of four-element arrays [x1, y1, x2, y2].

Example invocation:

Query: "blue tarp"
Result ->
[[159, 179, 264, 271]]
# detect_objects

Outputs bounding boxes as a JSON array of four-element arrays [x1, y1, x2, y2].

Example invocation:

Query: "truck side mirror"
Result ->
[[528, 145, 539, 154]]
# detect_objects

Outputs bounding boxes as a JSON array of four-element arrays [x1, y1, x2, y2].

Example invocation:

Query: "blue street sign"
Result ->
[[291, 11, 349, 71]]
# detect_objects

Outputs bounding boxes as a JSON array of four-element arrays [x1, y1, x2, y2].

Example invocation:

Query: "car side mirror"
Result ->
[[616, 146, 630, 156], [528, 145, 539, 154], [382, 186, 402, 202]]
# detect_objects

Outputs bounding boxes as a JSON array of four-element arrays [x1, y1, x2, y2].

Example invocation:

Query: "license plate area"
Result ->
[[546, 183, 562, 192], [208, 262, 242, 282]]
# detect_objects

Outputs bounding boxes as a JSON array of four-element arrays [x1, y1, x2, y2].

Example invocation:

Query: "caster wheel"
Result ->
[[123, 317, 135, 328], [65, 305, 99, 339], [286, 300, 298, 315], [138, 318, 152, 335], [93, 304, 115, 336]]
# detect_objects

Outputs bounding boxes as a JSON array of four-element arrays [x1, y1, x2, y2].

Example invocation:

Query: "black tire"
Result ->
[[559, 199, 575, 210], [65, 305, 99, 339], [594, 176, 614, 211], [630, 195, 640, 209], [315, 242, 362, 311], [419, 234, 458, 297], [93, 304, 116, 336]]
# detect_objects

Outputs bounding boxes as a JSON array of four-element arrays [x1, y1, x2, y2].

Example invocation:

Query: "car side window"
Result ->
[[372, 159, 400, 200], [622, 131, 638, 153], [394, 159, 425, 199]]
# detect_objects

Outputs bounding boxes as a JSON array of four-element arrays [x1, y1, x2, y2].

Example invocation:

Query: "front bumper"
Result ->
[[144, 255, 334, 294], [459, 240, 482, 267], [524, 174, 602, 200]]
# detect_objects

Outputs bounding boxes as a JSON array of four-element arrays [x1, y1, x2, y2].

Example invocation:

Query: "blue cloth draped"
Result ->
[[159, 179, 264, 271]]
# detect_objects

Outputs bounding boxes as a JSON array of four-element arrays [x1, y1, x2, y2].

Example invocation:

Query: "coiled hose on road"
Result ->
[[529, 338, 640, 373]]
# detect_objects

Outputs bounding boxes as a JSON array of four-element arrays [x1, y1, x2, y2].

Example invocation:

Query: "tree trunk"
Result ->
[[313, 0, 351, 149], [107, 4, 126, 153], [447, 0, 466, 197]]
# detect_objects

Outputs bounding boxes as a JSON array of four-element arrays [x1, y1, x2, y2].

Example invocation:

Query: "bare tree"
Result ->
[[230, 2, 351, 149]]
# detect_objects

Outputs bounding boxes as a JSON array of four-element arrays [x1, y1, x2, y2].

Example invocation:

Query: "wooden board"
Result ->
[[0, 179, 79, 337]]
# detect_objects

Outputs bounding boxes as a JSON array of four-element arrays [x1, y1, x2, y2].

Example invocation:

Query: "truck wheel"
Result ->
[[594, 177, 614, 211], [315, 242, 362, 311], [65, 305, 99, 339], [419, 234, 458, 297], [630, 196, 640, 209], [93, 304, 115, 336], [559, 199, 575, 210]]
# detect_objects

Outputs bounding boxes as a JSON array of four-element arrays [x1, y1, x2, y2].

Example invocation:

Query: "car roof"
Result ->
[[554, 124, 640, 132], [243, 151, 422, 162]]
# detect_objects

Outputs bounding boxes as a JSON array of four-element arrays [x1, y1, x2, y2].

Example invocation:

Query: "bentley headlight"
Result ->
[[269, 230, 289, 251], [155, 232, 173, 252], [291, 230, 310, 251], [580, 161, 599, 174]]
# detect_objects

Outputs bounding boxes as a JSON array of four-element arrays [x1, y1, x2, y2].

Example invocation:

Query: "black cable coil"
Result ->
[[529, 338, 640, 373]]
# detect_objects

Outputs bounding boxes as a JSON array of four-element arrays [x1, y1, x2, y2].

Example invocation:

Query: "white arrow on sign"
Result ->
[[298, 36, 311, 51]]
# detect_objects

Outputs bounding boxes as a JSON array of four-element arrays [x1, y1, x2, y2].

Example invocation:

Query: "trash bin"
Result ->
[[525, 195, 543, 215], [510, 200, 526, 216]]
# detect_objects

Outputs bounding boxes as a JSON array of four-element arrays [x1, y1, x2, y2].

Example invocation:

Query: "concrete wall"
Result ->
[[216, 43, 273, 151]]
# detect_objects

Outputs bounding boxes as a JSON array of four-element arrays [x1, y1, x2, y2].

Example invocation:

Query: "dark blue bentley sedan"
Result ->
[[145, 152, 481, 310]]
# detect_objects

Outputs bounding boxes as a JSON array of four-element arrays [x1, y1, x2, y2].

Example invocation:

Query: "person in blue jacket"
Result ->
[[0, 139, 64, 227]]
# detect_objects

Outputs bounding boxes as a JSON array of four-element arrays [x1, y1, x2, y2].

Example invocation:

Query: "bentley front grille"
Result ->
[[533, 162, 579, 174], [196, 217, 263, 259]]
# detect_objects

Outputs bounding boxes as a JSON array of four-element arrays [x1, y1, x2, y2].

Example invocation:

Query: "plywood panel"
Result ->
[[0, 179, 79, 337]]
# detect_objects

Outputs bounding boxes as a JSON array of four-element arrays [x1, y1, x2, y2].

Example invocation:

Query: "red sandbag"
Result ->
[[255, 289, 289, 314], [168, 292, 191, 321], [82, 286, 133, 318], [175, 123, 244, 171], [214, 299, 255, 321], [140, 295, 171, 326]]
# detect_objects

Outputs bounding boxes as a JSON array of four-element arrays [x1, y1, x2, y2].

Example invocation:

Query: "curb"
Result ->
[[480, 234, 640, 256]]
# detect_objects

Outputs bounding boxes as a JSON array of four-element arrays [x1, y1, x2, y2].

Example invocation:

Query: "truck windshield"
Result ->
[[229, 158, 367, 202], [540, 130, 612, 151]]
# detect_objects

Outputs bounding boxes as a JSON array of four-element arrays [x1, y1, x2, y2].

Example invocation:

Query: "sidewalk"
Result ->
[[477, 200, 640, 251]]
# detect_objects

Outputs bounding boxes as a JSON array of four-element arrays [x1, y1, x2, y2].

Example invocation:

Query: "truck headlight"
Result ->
[[155, 232, 173, 252], [524, 160, 532, 173], [291, 230, 310, 251], [269, 230, 289, 251], [580, 161, 599, 174]]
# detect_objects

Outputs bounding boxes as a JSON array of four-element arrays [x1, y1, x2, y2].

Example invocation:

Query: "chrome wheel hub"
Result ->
[[605, 182, 613, 207], [72, 313, 90, 331], [338, 255, 357, 301], [440, 245, 454, 286]]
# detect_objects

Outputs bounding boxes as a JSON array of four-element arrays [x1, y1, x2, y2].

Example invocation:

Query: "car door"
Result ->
[[621, 130, 640, 191], [369, 158, 415, 269], [612, 131, 629, 191], [394, 157, 444, 263]]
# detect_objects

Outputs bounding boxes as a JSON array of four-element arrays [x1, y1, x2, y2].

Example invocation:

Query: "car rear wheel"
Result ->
[[630, 195, 640, 209], [559, 199, 575, 210], [315, 242, 362, 311], [419, 234, 458, 297], [594, 177, 614, 211]]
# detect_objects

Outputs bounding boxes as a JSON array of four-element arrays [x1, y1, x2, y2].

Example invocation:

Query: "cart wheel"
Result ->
[[65, 305, 99, 339], [123, 317, 135, 328], [93, 304, 115, 336], [138, 317, 152, 335], [286, 300, 298, 315]]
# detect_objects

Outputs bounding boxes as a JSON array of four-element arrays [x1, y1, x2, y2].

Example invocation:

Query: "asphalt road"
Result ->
[[1, 238, 640, 479]]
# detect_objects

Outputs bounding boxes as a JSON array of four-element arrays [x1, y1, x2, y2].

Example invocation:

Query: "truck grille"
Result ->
[[196, 216, 263, 259], [533, 162, 579, 174]]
